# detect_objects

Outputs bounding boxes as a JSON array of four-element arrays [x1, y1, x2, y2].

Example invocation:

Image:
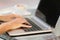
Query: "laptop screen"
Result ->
[[35, 0, 59, 28]]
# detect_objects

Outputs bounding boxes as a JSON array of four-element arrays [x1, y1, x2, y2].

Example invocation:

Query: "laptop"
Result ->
[[7, 11, 60, 38], [7, 10, 52, 37]]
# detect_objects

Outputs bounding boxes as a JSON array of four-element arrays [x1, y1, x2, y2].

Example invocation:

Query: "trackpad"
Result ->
[[7, 29, 25, 36]]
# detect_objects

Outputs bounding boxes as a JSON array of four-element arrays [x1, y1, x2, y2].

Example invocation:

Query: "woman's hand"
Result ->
[[6, 18, 32, 30], [0, 14, 32, 34]]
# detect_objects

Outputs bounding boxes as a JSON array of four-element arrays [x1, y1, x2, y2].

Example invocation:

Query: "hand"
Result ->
[[0, 14, 32, 30], [0, 14, 32, 34], [6, 18, 32, 30]]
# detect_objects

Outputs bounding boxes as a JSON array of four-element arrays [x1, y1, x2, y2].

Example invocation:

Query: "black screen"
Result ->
[[36, 0, 60, 28]]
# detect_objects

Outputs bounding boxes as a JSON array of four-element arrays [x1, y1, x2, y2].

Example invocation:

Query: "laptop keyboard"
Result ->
[[24, 18, 42, 32]]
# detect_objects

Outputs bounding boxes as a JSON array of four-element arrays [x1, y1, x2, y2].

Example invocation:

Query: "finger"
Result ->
[[22, 22, 31, 26], [21, 24, 32, 28]]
